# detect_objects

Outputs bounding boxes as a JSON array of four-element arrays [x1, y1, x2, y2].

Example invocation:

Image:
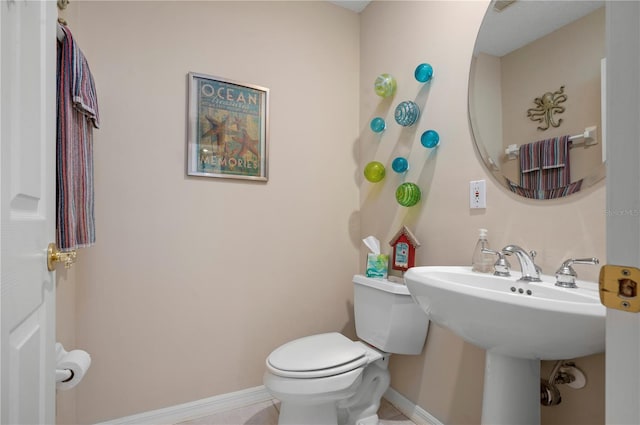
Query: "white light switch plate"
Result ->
[[470, 180, 486, 209]]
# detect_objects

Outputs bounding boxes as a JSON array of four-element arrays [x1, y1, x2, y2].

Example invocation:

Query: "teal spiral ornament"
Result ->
[[394, 101, 420, 127]]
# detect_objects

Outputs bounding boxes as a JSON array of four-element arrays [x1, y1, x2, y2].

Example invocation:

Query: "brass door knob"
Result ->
[[47, 243, 77, 271]]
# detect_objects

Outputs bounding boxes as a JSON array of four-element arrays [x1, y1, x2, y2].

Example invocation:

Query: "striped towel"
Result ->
[[507, 178, 583, 200], [542, 135, 569, 169], [519, 141, 541, 173], [519, 141, 542, 189], [56, 24, 100, 252], [540, 135, 571, 190]]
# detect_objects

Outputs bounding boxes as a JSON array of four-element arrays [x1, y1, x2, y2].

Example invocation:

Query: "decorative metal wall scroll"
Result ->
[[527, 85, 567, 131]]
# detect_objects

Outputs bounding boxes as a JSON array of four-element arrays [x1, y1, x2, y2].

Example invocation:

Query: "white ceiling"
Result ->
[[329, 0, 370, 13], [330, 1, 604, 58], [475, 0, 605, 57]]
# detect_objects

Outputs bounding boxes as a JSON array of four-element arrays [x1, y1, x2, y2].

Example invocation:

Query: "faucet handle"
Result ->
[[529, 250, 543, 274], [555, 257, 600, 288], [566, 258, 599, 266], [482, 248, 511, 277]]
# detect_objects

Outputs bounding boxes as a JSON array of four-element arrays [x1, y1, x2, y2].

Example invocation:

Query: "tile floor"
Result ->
[[177, 398, 416, 425]]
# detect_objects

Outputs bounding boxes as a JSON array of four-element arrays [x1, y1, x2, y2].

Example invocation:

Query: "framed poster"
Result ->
[[187, 72, 269, 181]]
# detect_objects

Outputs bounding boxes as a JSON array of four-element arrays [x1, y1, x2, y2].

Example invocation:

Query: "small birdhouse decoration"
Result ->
[[388, 225, 421, 272]]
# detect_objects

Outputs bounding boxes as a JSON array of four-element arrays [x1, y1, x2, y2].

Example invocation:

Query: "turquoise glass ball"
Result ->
[[395, 182, 421, 207], [415, 63, 434, 83], [370, 117, 386, 133], [374, 74, 397, 98], [392, 157, 409, 173], [420, 130, 440, 148], [364, 161, 386, 183], [394, 101, 420, 127]]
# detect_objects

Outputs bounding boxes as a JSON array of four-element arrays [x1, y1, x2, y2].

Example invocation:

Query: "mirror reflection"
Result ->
[[469, 1, 605, 200]]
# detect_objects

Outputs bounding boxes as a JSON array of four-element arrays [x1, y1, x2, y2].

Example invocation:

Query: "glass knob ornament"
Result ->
[[392, 157, 409, 173], [370, 117, 386, 133], [395, 182, 421, 207], [364, 161, 386, 183], [394, 101, 420, 127], [420, 130, 440, 148], [374, 73, 397, 98], [414, 63, 434, 83]]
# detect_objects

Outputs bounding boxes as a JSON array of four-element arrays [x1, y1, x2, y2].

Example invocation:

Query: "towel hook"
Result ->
[[57, 0, 69, 26]]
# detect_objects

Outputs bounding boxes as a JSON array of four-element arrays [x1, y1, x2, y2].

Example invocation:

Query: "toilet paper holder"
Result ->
[[55, 342, 91, 390], [55, 368, 74, 383]]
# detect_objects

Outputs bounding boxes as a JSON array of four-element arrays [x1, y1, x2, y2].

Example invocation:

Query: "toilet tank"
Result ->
[[353, 275, 429, 355]]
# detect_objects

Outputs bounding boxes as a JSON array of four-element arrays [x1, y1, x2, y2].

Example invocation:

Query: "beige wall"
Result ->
[[470, 52, 503, 171], [57, 1, 360, 423], [360, 1, 605, 424], [56, 1, 607, 424]]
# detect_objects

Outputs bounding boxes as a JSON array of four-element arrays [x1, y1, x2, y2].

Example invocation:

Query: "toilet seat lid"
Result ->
[[267, 333, 367, 378]]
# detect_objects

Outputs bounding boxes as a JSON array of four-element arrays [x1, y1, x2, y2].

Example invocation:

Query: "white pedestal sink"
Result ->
[[404, 266, 605, 425]]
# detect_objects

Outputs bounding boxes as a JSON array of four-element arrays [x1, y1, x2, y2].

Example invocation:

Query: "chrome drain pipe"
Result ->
[[540, 360, 587, 406]]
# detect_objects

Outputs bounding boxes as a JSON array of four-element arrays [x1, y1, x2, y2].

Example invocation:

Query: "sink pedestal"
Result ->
[[403, 266, 605, 425], [481, 352, 540, 425]]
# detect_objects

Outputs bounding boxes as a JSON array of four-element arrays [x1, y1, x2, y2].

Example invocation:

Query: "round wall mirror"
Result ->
[[468, 0, 605, 200]]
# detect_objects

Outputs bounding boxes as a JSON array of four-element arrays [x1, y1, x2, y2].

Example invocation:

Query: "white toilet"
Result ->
[[263, 275, 430, 425]]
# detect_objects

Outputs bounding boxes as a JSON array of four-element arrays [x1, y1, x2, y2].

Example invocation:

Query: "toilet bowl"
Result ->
[[263, 275, 429, 425]]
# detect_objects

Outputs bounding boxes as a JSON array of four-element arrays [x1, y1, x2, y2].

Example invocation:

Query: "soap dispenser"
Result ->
[[471, 228, 493, 273]]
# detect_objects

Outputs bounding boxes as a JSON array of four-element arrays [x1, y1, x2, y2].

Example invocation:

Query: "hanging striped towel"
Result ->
[[540, 135, 571, 190], [507, 178, 583, 200], [57, 24, 100, 252], [519, 140, 542, 190], [519, 141, 541, 173], [541, 135, 569, 169], [544, 179, 583, 199]]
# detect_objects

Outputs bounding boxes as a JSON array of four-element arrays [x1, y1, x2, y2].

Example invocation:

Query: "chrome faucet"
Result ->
[[555, 257, 599, 288], [481, 248, 511, 277], [502, 245, 542, 282]]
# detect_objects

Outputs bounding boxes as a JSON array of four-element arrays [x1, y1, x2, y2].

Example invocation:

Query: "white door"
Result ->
[[0, 1, 57, 424], [605, 2, 640, 424]]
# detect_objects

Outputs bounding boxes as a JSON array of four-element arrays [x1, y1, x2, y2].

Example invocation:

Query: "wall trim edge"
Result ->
[[384, 387, 445, 425], [95, 384, 443, 425], [95, 385, 273, 425]]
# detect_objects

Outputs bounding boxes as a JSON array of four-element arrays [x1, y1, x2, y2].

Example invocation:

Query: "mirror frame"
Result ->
[[468, 0, 606, 200]]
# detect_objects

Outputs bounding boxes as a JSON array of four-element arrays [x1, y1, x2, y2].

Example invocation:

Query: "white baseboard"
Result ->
[[384, 387, 445, 425], [96, 384, 443, 425], [96, 385, 273, 425]]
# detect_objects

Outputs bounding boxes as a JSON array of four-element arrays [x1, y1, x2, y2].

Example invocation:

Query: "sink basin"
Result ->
[[404, 266, 605, 360], [404, 266, 606, 425]]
